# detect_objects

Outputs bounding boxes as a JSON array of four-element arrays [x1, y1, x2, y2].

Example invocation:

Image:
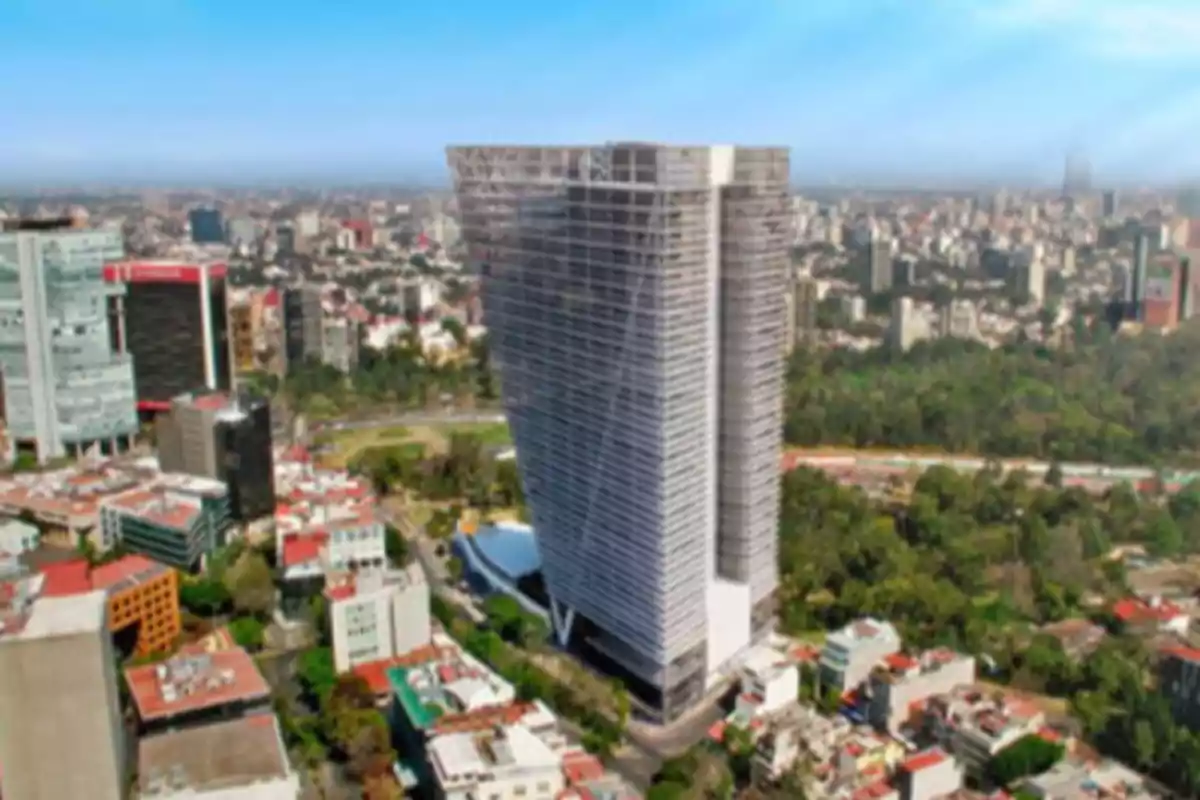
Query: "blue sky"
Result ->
[[4, 0, 1200, 184]]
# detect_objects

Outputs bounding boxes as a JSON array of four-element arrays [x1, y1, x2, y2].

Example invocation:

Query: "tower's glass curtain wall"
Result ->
[[447, 144, 790, 721]]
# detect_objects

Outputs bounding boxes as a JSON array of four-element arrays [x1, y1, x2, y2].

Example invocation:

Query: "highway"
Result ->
[[312, 411, 505, 433]]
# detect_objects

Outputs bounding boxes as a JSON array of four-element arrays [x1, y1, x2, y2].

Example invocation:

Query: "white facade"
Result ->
[[0, 518, 39, 556], [819, 617, 901, 694], [869, 651, 976, 734], [329, 564, 431, 673], [428, 724, 564, 800], [739, 647, 799, 717]]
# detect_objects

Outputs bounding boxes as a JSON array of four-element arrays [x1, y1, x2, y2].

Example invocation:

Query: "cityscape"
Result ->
[[6, 2, 1200, 800]]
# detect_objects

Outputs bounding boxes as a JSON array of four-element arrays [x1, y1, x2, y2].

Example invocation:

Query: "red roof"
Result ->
[[562, 750, 606, 785], [884, 653, 917, 671], [1162, 645, 1200, 663], [39, 559, 92, 597], [708, 720, 728, 742], [902, 748, 948, 773], [1112, 597, 1185, 624], [124, 648, 269, 722], [281, 534, 327, 567], [91, 554, 166, 592]]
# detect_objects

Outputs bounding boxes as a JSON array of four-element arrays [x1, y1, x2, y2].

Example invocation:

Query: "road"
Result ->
[[313, 411, 505, 433]]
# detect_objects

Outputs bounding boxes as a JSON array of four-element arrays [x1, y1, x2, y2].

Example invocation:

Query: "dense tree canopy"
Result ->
[[784, 323, 1200, 465]]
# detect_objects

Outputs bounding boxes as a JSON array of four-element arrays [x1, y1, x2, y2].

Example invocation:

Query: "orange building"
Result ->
[[40, 554, 181, 657]]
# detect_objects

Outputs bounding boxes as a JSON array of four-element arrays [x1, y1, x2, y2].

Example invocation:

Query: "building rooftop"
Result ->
[[387, 640, 518, 733], [138, 715, 292, 797], [1, 587, 108, 640], [428, 723, 559, 786], [1021, 758, 1158, 800], [874, 648, 972, 684], [104, 487, 204, 531], [38, 554, 171, 598], [825, 617, 901, 650], [1112, 596, 1186, 624], [323, 564, 425, 602], [125, 647, 270, 723]]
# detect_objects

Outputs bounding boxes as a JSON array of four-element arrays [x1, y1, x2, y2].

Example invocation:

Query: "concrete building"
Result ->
[[124, 646, 272, 734], [449, 143, 790, 721], [99, 477, 230, 570], [897, 749, 962, 800], [1021, 757, 1159, 800], [321, 315, 361, 373], [867, 649, 976, 734], [869, 227, 894, 294], [889, 296, 924, 352], [138, 715, 301, 800], [818, 617, 901, 694], [939, 299, 980, 341], [0, 220, 138, 463], [282, 284, 324, 369], [188, 208, 224, 245], [923, 687, 1045, 776], [428, 723, 565, 799], [0, 586, 126, 800], [792, 277, 819, 348], [326, 563, 432, 673], [156, 392, 275, 522], [0, 517, 39, 557]]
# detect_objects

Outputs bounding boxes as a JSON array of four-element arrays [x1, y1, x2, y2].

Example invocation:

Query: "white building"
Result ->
[[819, 617, 901, 694], [327, 564, 432, 673], [737, 646, 800, 718], [0, 518, 39, 557], [868, 650, 976, 734], [897, 748, 963, 800], [427, 723, 564, 800]]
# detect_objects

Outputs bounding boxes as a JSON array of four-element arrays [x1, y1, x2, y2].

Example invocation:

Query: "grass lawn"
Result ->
[[317, 425, 412, 468], [443, 422, 512, 446]]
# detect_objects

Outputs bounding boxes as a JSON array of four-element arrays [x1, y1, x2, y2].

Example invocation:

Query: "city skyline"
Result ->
[[5, 0, 1200, 184]]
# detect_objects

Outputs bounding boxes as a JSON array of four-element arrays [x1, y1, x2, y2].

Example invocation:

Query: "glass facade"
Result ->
[[0, 229, 137, 461]]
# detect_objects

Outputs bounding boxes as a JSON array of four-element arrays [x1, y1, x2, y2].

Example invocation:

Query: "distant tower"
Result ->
[[868, 226, 894, 294], [1102, 190, 1119, 219], [1062, 150, 1092, 200], [1131, 232, 1149, 319]]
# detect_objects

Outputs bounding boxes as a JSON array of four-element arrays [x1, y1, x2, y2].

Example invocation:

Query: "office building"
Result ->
[[283, 285, 324, 369], [868, 227, 894, 294], [448, 143, 789, 721], [156, 392, 275, 521], [889, 296, 924, 352], [224, 216, 259, 249], [0, 220, 138, 463], [104, 260, 232, 412], [188, 208, 225, 245], [1102, 190, 1119, 219], [100, 477, 230, 571], [0, 586, 126, 800]]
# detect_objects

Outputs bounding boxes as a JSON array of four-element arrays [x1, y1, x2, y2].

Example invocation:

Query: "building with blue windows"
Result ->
[[0, 219, 138, 463], [188, 208, 225, 244]]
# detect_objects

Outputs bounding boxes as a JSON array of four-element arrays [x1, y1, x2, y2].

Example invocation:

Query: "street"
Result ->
[[313, 411, 505, 433]]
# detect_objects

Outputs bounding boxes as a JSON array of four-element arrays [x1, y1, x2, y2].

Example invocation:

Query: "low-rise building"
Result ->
[[0, 518, 39, 558], [1113, 596, 1190, 636], [753, 705, 903, 790], [137, 714, 301, 799], [896, 748, 962, 800], [1037, 619, 1107, 660], [124, 646, 272, 734], [868, 649, 976, 734], [326, 564, 432, 673], [736, 645, 801, 718], [427, 723, 564, 799], [820, 618, 902, 694], [922, 686, 1045, 775], [1020, 757, 1160, 800], [99, 474, 230, 571], [275, 464, 384, 582]]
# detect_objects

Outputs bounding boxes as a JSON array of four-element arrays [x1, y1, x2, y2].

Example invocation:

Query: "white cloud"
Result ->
[[970, 0, 1200, 61]]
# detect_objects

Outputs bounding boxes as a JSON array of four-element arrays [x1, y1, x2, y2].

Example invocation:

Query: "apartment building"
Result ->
[[450, 143, 790, 721], [1020, 757, 1160, 800], [1159, 645, 1200, 730], [326, 564, 432, 673], [820, 617, 902, 694], [0, 583, 126, 800], [124, 646, 272, 734], [868, 649, 976, 734], [896, 749, 963, 800]]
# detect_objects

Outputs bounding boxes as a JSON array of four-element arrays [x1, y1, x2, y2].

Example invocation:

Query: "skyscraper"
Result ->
[[188, 208, 225, 245], [868, 226, 894, 294], [448, 143, 789, 721], [282, 285, 324, 370], [103, 260, 232, 412], [0, 220, 138, 463]]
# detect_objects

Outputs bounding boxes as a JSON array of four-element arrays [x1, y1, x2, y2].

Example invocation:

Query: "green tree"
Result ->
[[297, 647, 337, 704], [384, 524, 409, 567], [179, 577, 232, 616], [228, 615, 265, 651], [986, 735, 1065, 787], [222, 550, 276, 616]]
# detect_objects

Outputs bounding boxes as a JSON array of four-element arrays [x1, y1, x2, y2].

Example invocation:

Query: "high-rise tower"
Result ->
[[447, 143, 789, 721]]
